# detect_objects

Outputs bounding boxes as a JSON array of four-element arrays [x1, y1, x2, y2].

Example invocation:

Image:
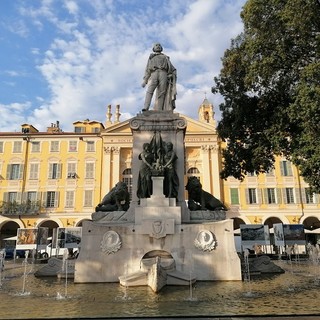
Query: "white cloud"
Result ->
[[5, 71, 20, 77], [63, 0, 79, 15], [3, 19, 29, 37], [31, 48, 40, 55], [0, 0, 246, 132], [0, 103, 32, 132]]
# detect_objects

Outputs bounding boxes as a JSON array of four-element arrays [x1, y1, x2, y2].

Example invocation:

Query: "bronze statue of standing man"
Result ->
[[141, 43, 177, 111]]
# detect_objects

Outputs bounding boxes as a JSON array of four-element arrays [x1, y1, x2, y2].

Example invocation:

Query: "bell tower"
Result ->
[[198, 97, 216, 127]]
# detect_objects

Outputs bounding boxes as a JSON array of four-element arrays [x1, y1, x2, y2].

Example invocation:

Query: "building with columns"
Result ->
[[1, 99, 320, 246]]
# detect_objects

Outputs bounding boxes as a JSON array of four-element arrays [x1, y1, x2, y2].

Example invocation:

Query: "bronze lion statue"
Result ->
[[185, 176, 227, 211], [95, 181, 130, 212]]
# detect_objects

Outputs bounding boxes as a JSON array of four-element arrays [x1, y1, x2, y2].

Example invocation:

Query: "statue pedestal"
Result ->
[[135, 175, 181, 226], [151, 176, 164, 196], [74, 111, 241, 288], [129, 111, 189, 221], [75, 174, 241, 285], [74, 218, 241, 284]]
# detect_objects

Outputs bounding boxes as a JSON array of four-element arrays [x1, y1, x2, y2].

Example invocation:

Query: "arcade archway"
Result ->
[[264, 217, 283, 229], [0, 220, 21, 247]]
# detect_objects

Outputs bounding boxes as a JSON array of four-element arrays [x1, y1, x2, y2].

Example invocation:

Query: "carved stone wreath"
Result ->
[[194, 230, 217, 252], [101, 231, 122, 254]]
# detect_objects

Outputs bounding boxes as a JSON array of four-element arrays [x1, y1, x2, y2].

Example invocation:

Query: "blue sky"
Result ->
[[0, 0, 245, 132]]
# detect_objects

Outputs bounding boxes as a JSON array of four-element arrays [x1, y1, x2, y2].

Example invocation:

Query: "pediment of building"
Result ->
[[102, 120, 132, 135], [182, 114, 217, 134]]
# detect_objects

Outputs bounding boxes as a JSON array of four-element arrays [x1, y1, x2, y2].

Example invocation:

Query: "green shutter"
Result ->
[[230, 188, 239, 205]]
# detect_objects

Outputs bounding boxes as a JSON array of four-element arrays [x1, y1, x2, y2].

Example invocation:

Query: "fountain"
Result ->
[[0, 249, 5, 287], [21, 250, 30, 295], [75, 116, 241, 291], [120, 263, 131, 301], [186, 250, 196, 301], [1, 258, 320, 319], [74, 44, 241, 290], [62, 249, 69, 298], [307, 243, 320, 284], [242, 248, 254, 297], [1, 42, 319, 319]]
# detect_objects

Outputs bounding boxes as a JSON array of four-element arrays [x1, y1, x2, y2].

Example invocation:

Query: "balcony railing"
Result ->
[[0, 201, 42, 216]]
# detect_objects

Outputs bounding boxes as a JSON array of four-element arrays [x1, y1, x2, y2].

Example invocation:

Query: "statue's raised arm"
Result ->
[[142, 43, 177, 112]]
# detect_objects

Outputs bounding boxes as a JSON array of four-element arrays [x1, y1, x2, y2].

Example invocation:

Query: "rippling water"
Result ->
[[1, 259, 320, 319]]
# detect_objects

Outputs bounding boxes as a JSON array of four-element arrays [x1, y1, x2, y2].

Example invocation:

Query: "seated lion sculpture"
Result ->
[[185, 176, 227, 211], [95, 181, 130, 212]]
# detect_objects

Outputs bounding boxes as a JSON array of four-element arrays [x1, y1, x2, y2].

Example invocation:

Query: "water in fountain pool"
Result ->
[[1, 258, 320, 319]]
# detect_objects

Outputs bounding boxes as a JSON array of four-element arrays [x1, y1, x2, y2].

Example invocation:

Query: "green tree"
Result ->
[[213, 0, 320, 191]]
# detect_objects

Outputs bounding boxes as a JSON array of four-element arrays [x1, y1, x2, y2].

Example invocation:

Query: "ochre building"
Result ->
[[0, 99, 319, 244]]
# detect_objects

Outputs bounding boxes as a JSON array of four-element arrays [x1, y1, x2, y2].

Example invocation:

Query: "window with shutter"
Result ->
[[29, 163, 39, 180], [230, 188, 239, 205], [305, 188, 315, 204], [86, 141, 95, 152], [50, 141, 59, 152], [84, 190, 93, 207], [67, 162, 77, 178], [49, 163, 61, 179], [85, 162, 95, 179], [7, 164, 23, 180], [285, 188, 295, 204], [46, 191, 56, 207], [69, 140, 78, 152], [247, 188, 257, 204], [31, 141, 40, 152], [280, 161, 293, 176], [267, 188, 276, 204], [13, 141, 22, 153], [65, 191, 75, 208]]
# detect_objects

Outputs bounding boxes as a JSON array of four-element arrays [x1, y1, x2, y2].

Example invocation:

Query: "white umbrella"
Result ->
[[3, 236, 17, 241], [305, 229, 320, 233]]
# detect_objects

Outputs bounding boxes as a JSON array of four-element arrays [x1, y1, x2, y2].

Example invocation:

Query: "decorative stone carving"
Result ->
[[194, 230, 217, 252], [200, 145, 218, 152], [130, 119, 140, 130], [101, 231, 122, 254], [129, 116, 187, 132], [150, 220, 166, 239], [201, 145, 210, 152], [176, 119, 187, 129], [137, 133, 179, 200], [104, 146, 112, 154], [185, 176, 227, 211], [190, 210, 226, 221], [139, 219, 175, 238], [113, 146, 120, 154], [95, 181, 130, 212], [210, 145, 219, 152]]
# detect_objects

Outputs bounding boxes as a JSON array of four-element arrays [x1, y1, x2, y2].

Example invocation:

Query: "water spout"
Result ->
[[57, 248, 69, 299], [63, 248, 68, 298], [243, 249, 253, 296], [21, 250, 30, 295], [0, 249, 5, 287], [188, 251, 196, 301]]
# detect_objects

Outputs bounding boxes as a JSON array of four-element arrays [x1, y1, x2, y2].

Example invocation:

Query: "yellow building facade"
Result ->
[[0, 120, 104, 238], [1, 99, 320, 244]]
